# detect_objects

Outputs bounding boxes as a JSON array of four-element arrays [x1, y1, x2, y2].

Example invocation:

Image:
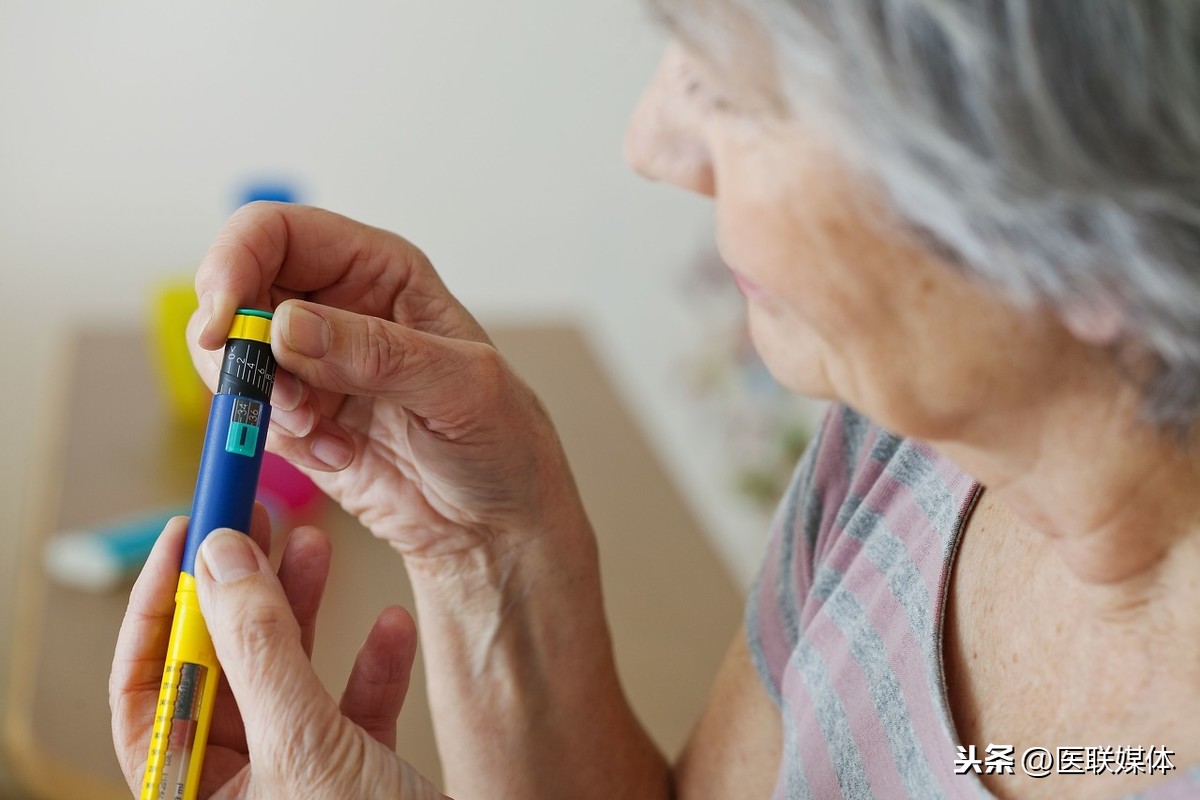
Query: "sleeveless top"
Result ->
[[747, 404, 1200, 799]]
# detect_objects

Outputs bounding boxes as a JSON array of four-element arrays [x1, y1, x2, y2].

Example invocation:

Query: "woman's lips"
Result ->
[[732, 271, 771, 304]]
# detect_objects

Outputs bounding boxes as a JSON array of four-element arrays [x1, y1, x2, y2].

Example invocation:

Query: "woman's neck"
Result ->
[[932, 379, 1200, 602]]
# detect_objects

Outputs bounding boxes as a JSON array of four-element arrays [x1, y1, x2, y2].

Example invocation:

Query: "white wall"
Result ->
[[0, 0, 793, 621]]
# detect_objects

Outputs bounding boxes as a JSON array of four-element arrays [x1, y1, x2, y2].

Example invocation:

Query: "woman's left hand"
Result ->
[[109, 514, 445, 799]]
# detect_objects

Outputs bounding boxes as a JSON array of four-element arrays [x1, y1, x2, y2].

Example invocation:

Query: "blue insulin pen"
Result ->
[[141, 308, 277, 800]]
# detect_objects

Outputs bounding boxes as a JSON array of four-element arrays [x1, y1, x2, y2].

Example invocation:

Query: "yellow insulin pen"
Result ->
[[141, 309, 277, 800]]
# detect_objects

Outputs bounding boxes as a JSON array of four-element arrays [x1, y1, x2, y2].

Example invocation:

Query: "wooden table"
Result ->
[[3, 324, 743, 798]]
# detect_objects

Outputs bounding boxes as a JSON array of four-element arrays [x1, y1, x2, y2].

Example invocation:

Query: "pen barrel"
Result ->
[[140, 575, 220, 800], [181, 391, 272, 574], [142, 311, 275, 800], [182, 316, 276, 575]]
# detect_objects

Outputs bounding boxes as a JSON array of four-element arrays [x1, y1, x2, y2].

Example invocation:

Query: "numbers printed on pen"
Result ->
[[225, 341, 276, 396]]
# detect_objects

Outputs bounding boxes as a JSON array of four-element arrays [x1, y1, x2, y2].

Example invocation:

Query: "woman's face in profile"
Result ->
[[625, 42, 1089, 439]]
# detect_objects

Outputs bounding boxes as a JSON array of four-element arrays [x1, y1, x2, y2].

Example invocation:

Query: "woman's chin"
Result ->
[[755, 352, 838, 402], [745, 323, 838, 401]]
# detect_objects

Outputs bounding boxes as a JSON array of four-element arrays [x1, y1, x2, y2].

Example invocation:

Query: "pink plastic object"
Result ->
[[257, 452, 326, 527]]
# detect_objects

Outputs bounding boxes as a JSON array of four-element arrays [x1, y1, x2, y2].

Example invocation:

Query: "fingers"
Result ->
[[186, 305, 321, 436], [111, 517, 189, 692], [109, 516, 189, 793], [276, 526, 333, 659], [265, 412, 358, 472], [206, 519, 326, 755], [196, 747, 251, 799], [272, 299, 512, 428], [194, 530, 341, 772], [186, 306, 223, 391], [247, 501, 272, 555], [193, 203, 483, 351], [339, 606, 419, 751]]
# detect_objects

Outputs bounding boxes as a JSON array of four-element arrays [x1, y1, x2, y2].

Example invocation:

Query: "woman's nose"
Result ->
[[624, 50, 717, 197]]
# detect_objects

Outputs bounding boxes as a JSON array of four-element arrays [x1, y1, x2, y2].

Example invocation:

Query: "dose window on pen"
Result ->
[[232, 398, 262, 426], [226, 399, 264, 457]]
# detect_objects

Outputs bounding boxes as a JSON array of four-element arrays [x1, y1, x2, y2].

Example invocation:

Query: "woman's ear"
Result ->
[[1060, 296, 1126, 346]]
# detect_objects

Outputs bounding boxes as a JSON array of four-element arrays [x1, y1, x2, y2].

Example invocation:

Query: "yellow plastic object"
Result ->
[[140, 573, 220, 800], [227, 312, 271, 344], [149, 280, 208, 426]]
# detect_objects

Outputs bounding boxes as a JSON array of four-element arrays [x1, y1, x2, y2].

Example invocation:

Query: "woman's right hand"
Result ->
[[111, 516, 445, 800], [189, 202, 590, 563]]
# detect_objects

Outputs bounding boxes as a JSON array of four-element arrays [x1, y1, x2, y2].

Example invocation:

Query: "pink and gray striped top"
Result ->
[[748, 404, 1200, 799]]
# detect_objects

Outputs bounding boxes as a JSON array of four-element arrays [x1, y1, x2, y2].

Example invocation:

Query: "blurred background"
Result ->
[[0, 2, 819, 796]]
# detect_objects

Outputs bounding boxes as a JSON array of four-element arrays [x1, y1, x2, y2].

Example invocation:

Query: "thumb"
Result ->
[[195, 530, 340, 777]]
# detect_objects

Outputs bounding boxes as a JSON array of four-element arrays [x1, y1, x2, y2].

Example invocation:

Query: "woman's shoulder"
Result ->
[[747, 402, 978, 705]]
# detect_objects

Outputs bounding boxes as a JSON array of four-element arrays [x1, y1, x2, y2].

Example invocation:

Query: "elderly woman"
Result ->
[[110, 1, 1199, 798]]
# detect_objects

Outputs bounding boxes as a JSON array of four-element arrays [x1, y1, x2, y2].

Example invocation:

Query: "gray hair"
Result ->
[[649, 0, 1200, 430]]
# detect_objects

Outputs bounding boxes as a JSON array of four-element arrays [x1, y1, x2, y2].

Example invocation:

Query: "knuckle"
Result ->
[[263, 708, 361, 793], [358, 316, 406, 385], [227, 600, 297, 665], [260, 723, 309, 781], [466, 344, 508, 393]]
